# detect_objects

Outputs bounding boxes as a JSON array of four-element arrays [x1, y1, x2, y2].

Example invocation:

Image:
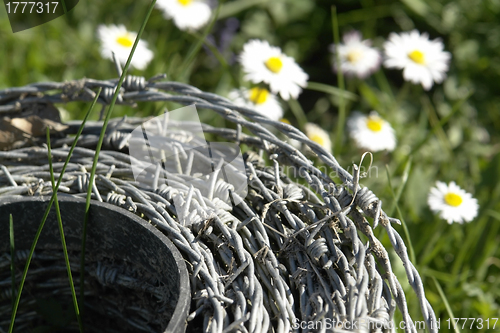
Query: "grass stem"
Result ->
[[432, 277, 461, 333], [385, 164, 416, 264], [46, 127, 83, 332], [8, 87, 101, 333], [387, 156, 412, 217], [404, 91, 472, 167], [9, 214, 15, 312], [287, 98, 307, 130], [306, 81, 357, 101], [177, 3, 220, 81], [331, 6, 346, 156], [79, 0, 158, 310], [60, 0, 67, 13]]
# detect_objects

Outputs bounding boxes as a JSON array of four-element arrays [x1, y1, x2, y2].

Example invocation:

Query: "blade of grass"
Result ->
[[419, 220, 446, 266], [187, 30, 239, 87], [422, 95, 451, 152], [406, 91, 472, 162], [392, 81, 410, 112], [360, 0, 376, 37], [177, 3, 220, 81], [218, 0, 270, 19], [357, 81, 382, 115], [385, 165, 416, 263], [487, 209, 500, 222], [46, 127, 83, 332], [395, 91, 473, 175], [374, 70, 395, 103], [80, 0, 158, 307], [387, 156, 412, 217], [475, 212, 500, 281], [450, 213, 488, 286], [331, 6, 346, 156], [9, 214, 15, 312], [8, 87, 101, 333], [306, 81, 358, 101], [59, 0, 67, 13], [421, 267, 455, 281], [432, 276, 461, 333], [336, 5, 394, 25], [287, 98, 307, 130]]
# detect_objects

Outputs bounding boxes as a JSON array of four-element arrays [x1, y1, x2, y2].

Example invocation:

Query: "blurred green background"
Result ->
[[1, 0, 500, 331]]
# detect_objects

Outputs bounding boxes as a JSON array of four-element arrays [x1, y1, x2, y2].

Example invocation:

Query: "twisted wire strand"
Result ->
[[0, 77, 437, 333]]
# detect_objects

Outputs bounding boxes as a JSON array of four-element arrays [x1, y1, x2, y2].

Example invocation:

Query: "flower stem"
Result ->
[[332, 6, 346, 156]]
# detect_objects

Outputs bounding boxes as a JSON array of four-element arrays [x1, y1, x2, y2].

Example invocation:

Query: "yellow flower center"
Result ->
[[366, 116, 383, 132], [310, 134, 325, 147], [346, 50, 362, 64], [116, 35, 133, 48], [178, 0, 192, 6], [444, 192, 463, 207], [408, 50, 425, 64], [280, 118, 291, 125], [265, 56, 283, 73], [249, 87, 269, 105]]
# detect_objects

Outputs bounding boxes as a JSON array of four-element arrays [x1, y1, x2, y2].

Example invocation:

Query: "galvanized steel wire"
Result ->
[[0, 76, 437, 333]]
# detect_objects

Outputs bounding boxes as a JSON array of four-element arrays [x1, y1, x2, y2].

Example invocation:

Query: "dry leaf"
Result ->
[[0, 103, 68, 150]]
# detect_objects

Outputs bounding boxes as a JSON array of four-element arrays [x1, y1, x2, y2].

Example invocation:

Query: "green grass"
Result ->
[[331, 6, 346, 157], [9, 215, 15, 312], [7, 87, 102, 332], [79, 0, 158, 314], [2, 0, 500, 331], [7, 1, 158, 330], [46, 127, 83, 332]]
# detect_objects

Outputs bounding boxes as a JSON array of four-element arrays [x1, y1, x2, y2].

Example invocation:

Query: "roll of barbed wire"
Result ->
[[0, 75, 437, 333]]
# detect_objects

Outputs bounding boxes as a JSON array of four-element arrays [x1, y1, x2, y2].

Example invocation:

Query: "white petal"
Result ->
[[384, 30, 450, 89]]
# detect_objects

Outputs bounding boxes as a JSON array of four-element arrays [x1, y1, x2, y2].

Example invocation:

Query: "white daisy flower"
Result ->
[[330, 30, 381, 79], [156, 0, 211, 31], [383, 30, 451, 90], [97, 24, 153, 70], [304, 123, 332, 152], [228, 87, 283, 121], [347, 111, 396, 152], [239, 40, 309, 100], [428, 181, 479, 224]]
